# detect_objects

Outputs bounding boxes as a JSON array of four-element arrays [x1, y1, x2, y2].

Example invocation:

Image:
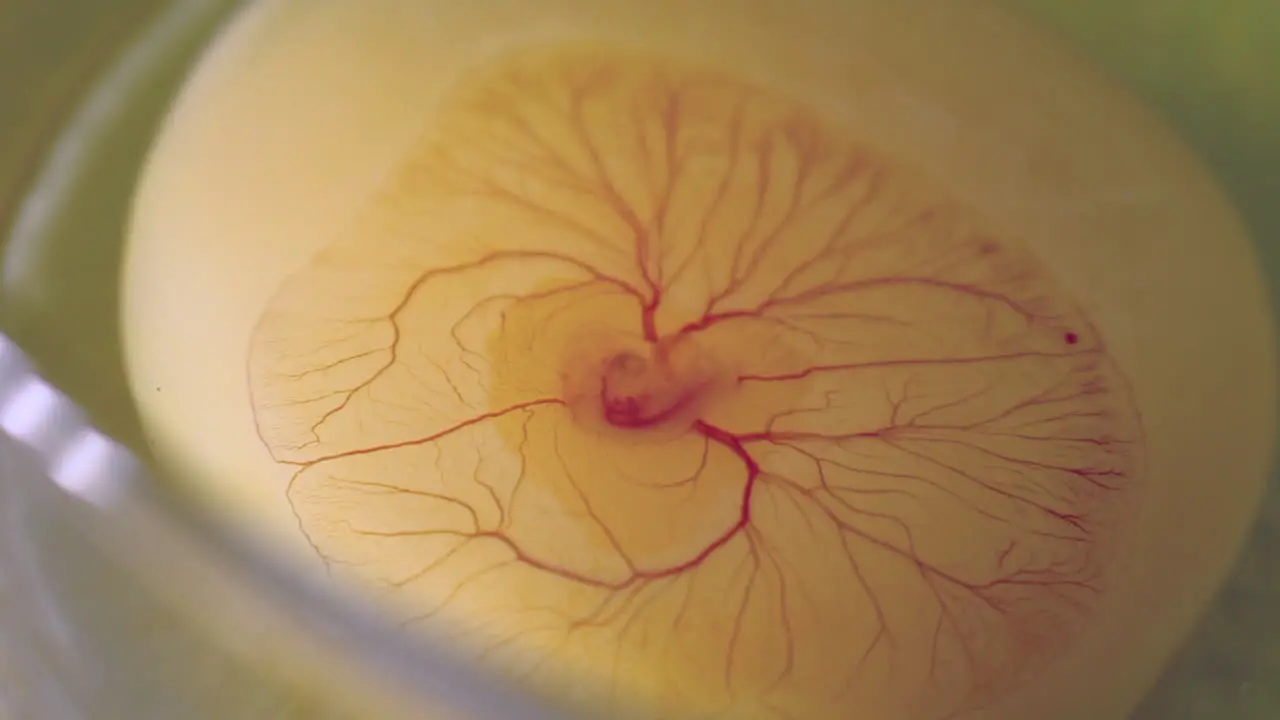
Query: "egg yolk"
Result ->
[[122, 2, 1276, 719], [246, 46, 1141, 718]]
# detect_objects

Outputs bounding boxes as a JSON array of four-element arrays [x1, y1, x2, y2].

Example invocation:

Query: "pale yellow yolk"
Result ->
[[247, 48, 1140, 717], [122, 2, 1276, 719]]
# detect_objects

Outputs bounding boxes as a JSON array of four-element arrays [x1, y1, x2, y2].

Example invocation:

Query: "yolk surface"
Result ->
[[124, 2, 1279, 719], [245, 46, 1143, 719]]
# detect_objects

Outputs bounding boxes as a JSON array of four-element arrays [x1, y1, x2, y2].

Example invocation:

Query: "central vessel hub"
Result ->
[[599, 346, 691, 428], [561, 330, 728, 434]]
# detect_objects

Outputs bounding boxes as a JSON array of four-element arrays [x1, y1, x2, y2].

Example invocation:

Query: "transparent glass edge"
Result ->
[[0, 329, 594, 719]]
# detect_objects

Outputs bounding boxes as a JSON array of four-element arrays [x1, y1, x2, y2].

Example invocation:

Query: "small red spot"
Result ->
[[1064, 332, 1079, 345]]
